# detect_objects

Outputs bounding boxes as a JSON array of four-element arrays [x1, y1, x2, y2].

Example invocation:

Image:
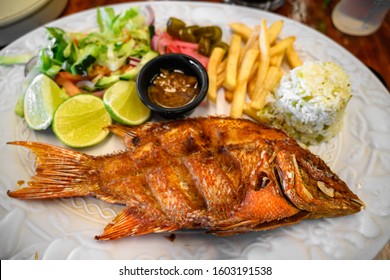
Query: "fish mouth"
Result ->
[[274, 151, 364, 218]]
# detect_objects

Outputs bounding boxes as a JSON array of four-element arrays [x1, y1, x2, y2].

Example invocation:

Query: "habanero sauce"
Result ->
[[148, 69, 200, 108]]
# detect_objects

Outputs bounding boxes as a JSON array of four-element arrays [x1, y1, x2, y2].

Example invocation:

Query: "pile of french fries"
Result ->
[[206, 19, 303, 121]]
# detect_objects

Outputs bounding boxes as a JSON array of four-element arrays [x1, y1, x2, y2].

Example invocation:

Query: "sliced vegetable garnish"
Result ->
[[103, 80, 151, 125], [24, 74, 69, 130], [152, 32, 209, 68], [165, 17, 229, 56], [53, 94, 112, 148], [0, 54, 34, 65]]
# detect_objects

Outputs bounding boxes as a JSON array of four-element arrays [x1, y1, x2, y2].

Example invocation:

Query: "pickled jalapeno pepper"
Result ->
[[167, 17, 186, 38], [166, 17, 228, 57]]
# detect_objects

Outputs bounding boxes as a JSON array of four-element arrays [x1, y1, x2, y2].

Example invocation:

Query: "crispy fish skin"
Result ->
[[7, 116, 364, 240]]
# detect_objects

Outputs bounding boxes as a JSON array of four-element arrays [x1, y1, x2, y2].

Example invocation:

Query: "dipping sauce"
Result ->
[[148, 69, 200, 108]]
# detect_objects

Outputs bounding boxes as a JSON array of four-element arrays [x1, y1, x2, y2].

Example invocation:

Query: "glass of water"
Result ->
[[331, 0, 390, 36]]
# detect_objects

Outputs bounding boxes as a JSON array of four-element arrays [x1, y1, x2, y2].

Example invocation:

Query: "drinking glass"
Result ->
[[331, 0, 390, 36]]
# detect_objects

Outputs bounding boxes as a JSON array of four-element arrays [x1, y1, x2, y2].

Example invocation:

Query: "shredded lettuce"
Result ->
[[37, 7, 153, 77], [0, 54, 34, 65]]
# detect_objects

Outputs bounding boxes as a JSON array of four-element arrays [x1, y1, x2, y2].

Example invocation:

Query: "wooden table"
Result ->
[[60, 0, 389, 259]]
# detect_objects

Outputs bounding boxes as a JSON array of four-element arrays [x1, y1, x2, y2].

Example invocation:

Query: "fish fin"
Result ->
[[250, 211, 310, 231], [109, 123, 159, 148], [108, 125, 141, 148], [7, 141, 100, 199], [210, 211, 310, 236], [95, 208, 178, 240]]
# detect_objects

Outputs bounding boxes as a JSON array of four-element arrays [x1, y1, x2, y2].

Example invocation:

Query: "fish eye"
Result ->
[[255, 171, 270, 191]]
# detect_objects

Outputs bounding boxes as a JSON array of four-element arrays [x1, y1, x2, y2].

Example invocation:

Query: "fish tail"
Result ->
[[7, 141, 100, 199]]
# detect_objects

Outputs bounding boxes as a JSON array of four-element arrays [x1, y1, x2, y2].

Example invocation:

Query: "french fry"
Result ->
[[207, 47, 226, 103], [217, 67, 226, 88], [269, 36, 295, 56], [249, 19, 270, 97], [267, 20, 284, 45], [229, 23, 252, 41], [239, 25, 261, 64], [285, 45, 303, 68], [270, 50, 285, 68], [217, 58, 227, 75], [230, 49, 259, 118], [248, 60, 259, 86], [217, 58, 227, 87], [223, 34, 242, 91], [243, 105, 271, 124], [250, 66, 282, 110], [225, 89, 234, 103], [220, 19, 303, 121]]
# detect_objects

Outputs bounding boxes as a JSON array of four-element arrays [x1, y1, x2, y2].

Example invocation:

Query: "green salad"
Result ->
[[36, 6, 157, 88]]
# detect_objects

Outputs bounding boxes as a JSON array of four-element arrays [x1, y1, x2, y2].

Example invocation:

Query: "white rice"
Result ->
[[258, 61, 352, 145]]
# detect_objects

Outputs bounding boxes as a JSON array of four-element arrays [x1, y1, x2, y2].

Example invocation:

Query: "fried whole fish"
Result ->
[[7, 116, 363, 240]]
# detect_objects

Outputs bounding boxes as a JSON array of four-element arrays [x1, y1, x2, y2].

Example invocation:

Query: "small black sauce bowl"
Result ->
[[136, 53, 209, 119]]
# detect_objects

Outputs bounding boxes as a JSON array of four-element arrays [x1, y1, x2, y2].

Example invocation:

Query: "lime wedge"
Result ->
[[53, 94, 112, 148], [103, 80, 151, 125], [24, 74, 68, 130]]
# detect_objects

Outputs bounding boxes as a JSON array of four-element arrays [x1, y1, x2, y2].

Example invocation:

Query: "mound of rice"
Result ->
[[258, 61, 352, 145]]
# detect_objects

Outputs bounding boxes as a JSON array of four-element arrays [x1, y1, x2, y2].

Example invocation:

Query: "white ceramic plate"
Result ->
[[0, 1, 389, 260]]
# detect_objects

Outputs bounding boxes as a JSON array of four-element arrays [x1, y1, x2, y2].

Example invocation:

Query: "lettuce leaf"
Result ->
[[37, 6, 152, 77]]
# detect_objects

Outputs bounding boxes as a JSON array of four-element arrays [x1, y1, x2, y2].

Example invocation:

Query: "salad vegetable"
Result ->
[[0, 54, 34, 65], [38, 7, 157, 87], [152, 31, 209, 68]]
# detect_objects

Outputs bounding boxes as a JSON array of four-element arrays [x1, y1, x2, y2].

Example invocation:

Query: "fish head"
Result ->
[[275, 149, 364, 218]]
